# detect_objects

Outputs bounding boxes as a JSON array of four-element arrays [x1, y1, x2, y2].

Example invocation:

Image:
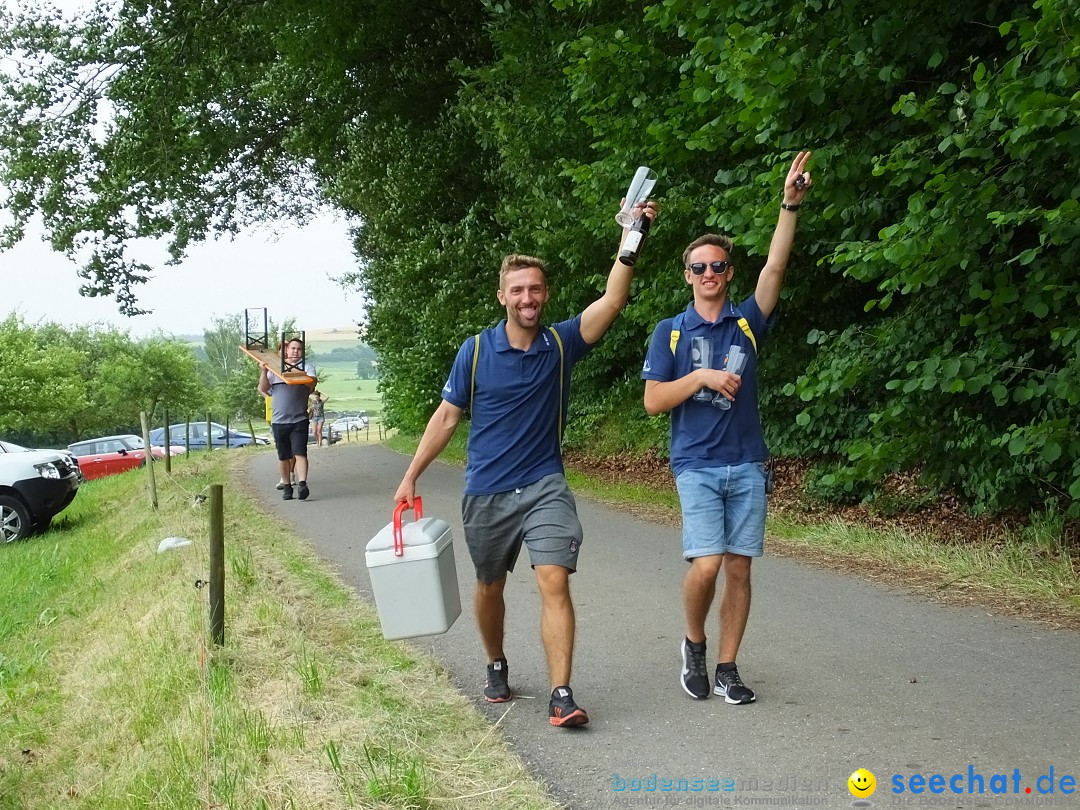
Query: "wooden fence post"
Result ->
[[163, 407, 171, 474], [209, 484, 225, 646], [141, 411, 158, 510]]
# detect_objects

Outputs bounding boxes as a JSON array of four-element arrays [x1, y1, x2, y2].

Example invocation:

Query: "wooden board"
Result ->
[[240, 344, 315, 385]]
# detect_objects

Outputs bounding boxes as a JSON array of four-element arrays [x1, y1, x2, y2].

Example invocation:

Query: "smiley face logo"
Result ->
[[848, 768, 876, 798]]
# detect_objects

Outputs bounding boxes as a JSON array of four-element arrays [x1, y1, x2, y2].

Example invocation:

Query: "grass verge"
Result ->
[[0, 451, 559, 810]]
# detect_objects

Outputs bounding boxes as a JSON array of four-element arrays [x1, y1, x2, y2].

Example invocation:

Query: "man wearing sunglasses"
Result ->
[[395, 199, 657, 728], [641, 151, 812, 704]]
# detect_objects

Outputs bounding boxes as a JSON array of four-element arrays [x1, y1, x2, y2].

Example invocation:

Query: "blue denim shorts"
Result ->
[[675, 463, 767, 560]]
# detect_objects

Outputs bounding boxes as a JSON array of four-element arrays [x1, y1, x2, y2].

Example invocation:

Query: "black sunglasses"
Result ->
[[688, 260, 731, 275]]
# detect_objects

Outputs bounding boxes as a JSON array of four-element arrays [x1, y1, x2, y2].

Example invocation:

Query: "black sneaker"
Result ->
[[714, 664, 756, 704], [297, 481, 309, 501], [680, 638, 710, 699], [282, 485, 294, 501], [483, 658, 511, 703], [548, 686, 589, 727]]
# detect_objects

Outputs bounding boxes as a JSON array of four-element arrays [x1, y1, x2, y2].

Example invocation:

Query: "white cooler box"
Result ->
[[365, 498, 461, 640]]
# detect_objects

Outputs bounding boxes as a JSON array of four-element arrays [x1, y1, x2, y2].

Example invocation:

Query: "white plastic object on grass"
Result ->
[[157, 536, 192, 553]]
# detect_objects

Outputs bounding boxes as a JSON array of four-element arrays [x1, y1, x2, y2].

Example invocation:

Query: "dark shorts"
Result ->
[[271, 420, 309, 461], [461, 473, 583, 584]]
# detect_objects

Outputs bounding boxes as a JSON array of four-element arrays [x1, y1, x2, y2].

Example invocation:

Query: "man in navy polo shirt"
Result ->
[[642, 151, 812, 705], [395, 200, 656, 728]]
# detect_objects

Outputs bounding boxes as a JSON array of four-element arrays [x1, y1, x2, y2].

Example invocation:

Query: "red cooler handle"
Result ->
[[392, 497, 424, 557]]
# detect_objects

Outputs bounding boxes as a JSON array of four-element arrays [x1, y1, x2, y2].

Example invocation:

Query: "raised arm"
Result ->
[[393, 399, 464, 507], [257, 366, 271, 396], [580, 201, 658, 344], [755, 151, 812, 319]]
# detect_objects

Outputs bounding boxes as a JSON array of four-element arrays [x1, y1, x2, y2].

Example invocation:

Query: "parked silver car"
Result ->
[[330, 413, 369, 433]]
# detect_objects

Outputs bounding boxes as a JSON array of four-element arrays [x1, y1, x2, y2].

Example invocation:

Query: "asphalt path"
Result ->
[[245, 443, 1080, 810]]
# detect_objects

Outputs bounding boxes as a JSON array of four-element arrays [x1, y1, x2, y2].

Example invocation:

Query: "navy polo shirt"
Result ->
[[642, 297, 772, 478], [442, 316, 591, 495]]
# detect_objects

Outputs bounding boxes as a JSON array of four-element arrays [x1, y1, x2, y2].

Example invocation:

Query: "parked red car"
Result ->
[[67, 434, 185, 481]]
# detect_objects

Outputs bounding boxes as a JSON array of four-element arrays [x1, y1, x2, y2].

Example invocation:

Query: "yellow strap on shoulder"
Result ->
[[670, 320, 756, 354], [737, 317, 758, 353], [470, 333, 480, 413], [470, 327, 565, 439], [547, 326, 565, 439]]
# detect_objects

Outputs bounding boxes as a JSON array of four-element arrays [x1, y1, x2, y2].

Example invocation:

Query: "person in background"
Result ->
[[259, 338, 317, 501], [310, 390, 329, 448], [260, 389, 294, 489]]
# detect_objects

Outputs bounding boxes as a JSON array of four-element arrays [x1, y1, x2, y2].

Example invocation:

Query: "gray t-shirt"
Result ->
[[267, 363, 317, 424]]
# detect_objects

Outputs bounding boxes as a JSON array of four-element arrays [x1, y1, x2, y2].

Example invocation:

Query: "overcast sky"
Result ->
[[4, 214, 366, 338], [1, 0, 366, 339]]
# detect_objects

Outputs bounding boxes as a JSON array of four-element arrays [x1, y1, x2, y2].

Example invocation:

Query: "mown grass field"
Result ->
[[305, 332, 382, 418], [311, 362, 382, 418], [0, 450, 556, 810]]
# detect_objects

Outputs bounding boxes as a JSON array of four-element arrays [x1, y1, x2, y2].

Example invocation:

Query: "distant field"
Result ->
[[305, 326, 362, 343], [290, 328, 381, 417], [311, 360, 382, 416], [307, 339, 364, 356]]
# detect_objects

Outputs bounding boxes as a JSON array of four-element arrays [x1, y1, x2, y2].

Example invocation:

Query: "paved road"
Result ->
[[245, 444, 1080, 810]]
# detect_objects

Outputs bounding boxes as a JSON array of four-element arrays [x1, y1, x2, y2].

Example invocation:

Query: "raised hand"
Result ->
[[784, 151, 812, 205], [619, 198, 659, 231]]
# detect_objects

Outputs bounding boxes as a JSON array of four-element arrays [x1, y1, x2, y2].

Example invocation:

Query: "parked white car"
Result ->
[[0, 442, 82, 542], [331, 414, 369, 433]]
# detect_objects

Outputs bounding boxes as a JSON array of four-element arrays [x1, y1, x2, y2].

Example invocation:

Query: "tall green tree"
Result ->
[[0, 315, 88, 439], [0, 316, 203, 443]]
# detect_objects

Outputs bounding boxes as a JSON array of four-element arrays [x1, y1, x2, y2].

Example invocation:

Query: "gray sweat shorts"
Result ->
[[461, 473, 584, 584]]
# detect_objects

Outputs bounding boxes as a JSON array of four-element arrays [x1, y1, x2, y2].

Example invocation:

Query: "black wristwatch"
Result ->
[[781, 202, 800, 212]]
